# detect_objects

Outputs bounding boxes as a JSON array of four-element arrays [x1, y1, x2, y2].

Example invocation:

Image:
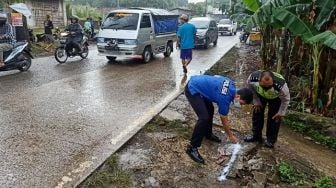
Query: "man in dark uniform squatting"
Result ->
[[244, 70, 290, 148]]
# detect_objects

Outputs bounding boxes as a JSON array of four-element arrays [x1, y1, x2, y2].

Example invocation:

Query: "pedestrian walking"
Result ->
[[176, 14, 196, 74], [185, 75, 253, 164], [244, 70, 290, 148]]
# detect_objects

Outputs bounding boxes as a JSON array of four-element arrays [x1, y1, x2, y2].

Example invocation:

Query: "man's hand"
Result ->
[[229, 134, 238, 144], [272, 113, 283, 122], [253, 104, 263, 113]]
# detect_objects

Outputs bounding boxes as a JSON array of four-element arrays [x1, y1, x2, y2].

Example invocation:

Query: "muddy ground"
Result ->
[[78, 44, 336, 188]]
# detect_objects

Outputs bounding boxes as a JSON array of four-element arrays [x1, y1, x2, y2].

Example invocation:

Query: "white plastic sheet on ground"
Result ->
[[218, 143, 242, 181]]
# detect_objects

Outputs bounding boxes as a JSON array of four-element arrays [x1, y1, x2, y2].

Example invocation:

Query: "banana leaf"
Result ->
[[273, 8, 317, 41], [308, 31, 336, 50], [242, 0, 261, 12], [314, 0, 336, 31]]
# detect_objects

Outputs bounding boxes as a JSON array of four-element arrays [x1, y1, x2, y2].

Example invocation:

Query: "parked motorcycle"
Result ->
[[0, 42, 33, 72], [54, 32, 89, 64], [53, 27, 61, 40]]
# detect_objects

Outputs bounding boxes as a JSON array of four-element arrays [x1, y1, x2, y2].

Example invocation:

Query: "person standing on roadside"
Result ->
[[244, 70, 290, 148], [185, 75, 254, 164], [176, 14, 196, 74], [44, 15, 54, 42]]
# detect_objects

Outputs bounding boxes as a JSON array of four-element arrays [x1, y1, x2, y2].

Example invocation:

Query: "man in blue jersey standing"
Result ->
[[185, 75, 253, 164], [177, 14, 196, 74]]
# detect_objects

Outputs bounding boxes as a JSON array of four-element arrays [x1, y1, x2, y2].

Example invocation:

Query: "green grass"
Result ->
[[277, 161, 314, 186], [314, 176, 334, 188], [145, 116, 192, 139], [79, 155, 131, 188], [283, 120, 336, 150], [278, 161, 297, 183]]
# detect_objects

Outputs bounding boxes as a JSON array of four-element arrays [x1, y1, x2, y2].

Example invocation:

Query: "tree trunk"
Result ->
[[312, 44, 323, 108], [276, 27, 286, 73]]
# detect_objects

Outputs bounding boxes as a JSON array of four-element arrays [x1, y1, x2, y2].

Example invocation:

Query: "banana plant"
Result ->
[[273, 5, 336, 107]]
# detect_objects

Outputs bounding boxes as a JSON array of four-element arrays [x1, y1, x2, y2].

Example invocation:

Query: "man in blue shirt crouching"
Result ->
[[185, 75, 253, 164]]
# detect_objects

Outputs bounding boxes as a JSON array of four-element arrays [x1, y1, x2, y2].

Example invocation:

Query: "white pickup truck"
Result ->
[[218, 19, 237, 36], [96, 8, 179, 63]]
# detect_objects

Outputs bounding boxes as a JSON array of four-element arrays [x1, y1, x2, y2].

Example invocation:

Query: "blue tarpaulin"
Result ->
[[153, 17, 178, 35]]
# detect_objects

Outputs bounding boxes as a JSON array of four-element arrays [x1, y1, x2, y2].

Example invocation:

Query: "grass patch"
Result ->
[[277, 161, 310, 186], [314, 176, 334, 188], [278, 161, 297, 183], [144, 116, 192, 139], [283, 120, 336, 150], [78, 155, 131, 188]]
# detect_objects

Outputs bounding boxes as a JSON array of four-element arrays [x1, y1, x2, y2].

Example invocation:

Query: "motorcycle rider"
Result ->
[[0, 13, 15, 67], [65, 16, 83, 54]]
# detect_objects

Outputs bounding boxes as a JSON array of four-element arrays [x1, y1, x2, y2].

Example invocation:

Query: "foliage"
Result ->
[[314, 176, 334, 188], [278, 161, 297, 183], [236, 0, 336, 116], [187, 2, 206, 16], [283, 119, 336, 150], [69, 0, 188, 9], [78, 155, 131, 188]]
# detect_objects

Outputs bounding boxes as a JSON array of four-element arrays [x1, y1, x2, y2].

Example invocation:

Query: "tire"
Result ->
[[234, 31, 237, 35], [220, 33, 224, 36], [213, 38, 218, 46], [18, 53, 32, 72], [142, 46, 152, 63], [230, 32, 233, 36], [55, 47, 68, 64], [79, 45, 89, 59], [163, 42, 173, 57], [204, 38, 209, 49]]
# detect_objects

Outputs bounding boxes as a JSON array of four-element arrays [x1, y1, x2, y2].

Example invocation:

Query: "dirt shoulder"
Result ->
[[78, 44, 336, 188]]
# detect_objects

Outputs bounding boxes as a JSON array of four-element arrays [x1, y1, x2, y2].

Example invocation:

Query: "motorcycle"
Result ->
[[0, 42, 33, 72], [54, 32, 89, 64], [53, 27, 61, 40]]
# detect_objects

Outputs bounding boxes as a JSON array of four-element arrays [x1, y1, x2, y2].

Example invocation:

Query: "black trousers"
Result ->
[[252, 95, 281, 143], [185, 86, 214, 148]]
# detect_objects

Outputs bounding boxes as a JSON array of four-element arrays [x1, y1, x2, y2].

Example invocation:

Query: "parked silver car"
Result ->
[[189, 17, 218, 49]]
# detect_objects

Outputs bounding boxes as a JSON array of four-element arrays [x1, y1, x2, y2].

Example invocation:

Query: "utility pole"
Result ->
[[204, 0, 208, 16], [117, 0, 120, 8]]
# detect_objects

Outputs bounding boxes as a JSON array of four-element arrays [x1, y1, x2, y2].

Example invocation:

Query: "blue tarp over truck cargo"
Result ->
[[152, 15, 179, 35], [130, 7, 179, 35]]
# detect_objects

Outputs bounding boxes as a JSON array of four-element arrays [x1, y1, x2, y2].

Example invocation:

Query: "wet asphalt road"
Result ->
[[0, 36, 238, 188]]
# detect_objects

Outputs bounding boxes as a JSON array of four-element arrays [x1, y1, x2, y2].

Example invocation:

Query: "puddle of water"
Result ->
[[218, 143, 242, 181]]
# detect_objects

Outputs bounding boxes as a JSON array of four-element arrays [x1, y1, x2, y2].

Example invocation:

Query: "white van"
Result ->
[[96, 8, 178, 63]]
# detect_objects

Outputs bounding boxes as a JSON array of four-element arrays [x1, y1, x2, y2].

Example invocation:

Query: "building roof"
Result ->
[[170, 7, 192, 12]]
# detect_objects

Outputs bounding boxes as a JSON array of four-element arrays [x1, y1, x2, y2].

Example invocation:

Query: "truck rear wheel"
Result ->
[[163, 42, 173, 57], [142, 47, 152, 63]]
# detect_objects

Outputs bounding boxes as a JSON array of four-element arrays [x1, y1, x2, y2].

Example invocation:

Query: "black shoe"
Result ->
[[186, 145, 205, 164], [264, 141, 275, 148], [244, 135, 263, 143], [183, 66, 188, 74], [206, 134, 221, 143]]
